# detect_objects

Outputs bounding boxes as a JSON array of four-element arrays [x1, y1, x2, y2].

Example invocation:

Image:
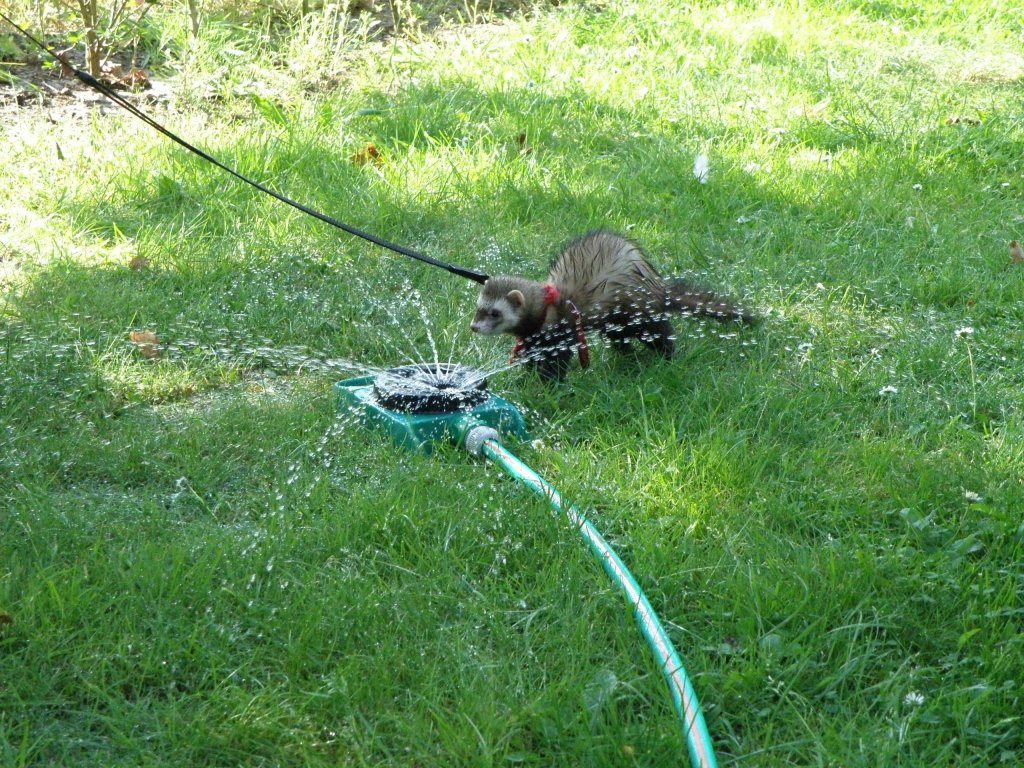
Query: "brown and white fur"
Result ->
[[470, 229, 755, 379]]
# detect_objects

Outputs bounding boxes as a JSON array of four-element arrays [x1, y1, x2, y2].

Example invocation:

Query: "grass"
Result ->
[[2, 0, 1023, 765]]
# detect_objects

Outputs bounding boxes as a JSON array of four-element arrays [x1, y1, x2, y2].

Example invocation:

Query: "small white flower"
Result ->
[[879, 385, 899, 395], [954, 326, 974, 338], [904, 691, 925, 706], [912, 183, 923, 191], [964, 490, 983, 503], [693, 153, 710, 184]]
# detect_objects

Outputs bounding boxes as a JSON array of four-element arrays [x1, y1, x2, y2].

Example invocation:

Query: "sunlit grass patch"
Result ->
[[2, 0, 1024, 765]]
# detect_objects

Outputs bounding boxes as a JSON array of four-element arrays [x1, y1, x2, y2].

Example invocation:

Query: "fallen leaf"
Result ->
[[101, 65, 151, 91], [129, 255, 150, 271], [129, 329, 161, 358], [129, 330, 157, 344], [1010, 239, 1023, 264], [789, 96, 831, 117], [54, 47, 76, 78], [349, 143, 382, 166]]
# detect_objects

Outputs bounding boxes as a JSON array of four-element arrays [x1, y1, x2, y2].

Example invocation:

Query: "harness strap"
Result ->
[[509, 283, 589, 368], [566, 299, 590, 369]]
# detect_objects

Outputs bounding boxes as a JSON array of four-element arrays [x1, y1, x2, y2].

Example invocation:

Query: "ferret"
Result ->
[[470, 229, 755, 379]]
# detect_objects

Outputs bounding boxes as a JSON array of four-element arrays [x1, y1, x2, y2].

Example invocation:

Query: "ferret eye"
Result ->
[[489, 309, 501, 319]]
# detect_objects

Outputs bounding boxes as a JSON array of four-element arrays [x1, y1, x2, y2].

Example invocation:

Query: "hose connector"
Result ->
[[462, 424, 500, 456]]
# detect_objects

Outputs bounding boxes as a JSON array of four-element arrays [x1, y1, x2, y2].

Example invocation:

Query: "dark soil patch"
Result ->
[[1, 41, 168, 119], [1, 1, 553, 116]]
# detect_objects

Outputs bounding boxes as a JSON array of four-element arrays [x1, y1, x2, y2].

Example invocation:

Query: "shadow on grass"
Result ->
[[7, 63, 1024, 506], [5, 64, 1024, 765], [7, 66, 1023, 501]]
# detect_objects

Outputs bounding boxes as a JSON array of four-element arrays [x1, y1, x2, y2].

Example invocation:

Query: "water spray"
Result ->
[[336, 364, 718, 768], [3, 14, 718, 763]]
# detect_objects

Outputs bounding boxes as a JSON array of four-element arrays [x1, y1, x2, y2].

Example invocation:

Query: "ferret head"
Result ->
[[470, 276, 535, 336]]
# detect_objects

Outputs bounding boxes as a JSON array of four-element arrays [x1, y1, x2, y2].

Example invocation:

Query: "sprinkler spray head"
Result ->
[[335, 362, 528, 453], [372, 363, 489, 414]]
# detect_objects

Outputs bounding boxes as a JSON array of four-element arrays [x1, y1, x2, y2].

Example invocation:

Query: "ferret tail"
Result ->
[[666, 279, 757, 324]]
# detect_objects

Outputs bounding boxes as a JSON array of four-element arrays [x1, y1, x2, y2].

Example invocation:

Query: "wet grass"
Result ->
[[2, 0, 1024, 765]]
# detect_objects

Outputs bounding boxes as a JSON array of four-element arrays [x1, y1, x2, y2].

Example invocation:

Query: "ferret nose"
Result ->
[[470, 322, 480, 333]]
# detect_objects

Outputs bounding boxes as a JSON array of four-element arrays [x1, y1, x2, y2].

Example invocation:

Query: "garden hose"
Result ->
[[463, 426, 718, 768]]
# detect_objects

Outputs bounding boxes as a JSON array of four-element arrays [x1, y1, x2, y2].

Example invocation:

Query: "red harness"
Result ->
[[509, 282, 590, 368]]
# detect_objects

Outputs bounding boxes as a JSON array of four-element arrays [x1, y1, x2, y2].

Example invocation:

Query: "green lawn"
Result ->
[[2, 0, 1022, 765]]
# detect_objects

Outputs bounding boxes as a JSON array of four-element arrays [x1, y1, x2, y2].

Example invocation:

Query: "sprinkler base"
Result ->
[[335, 368, 528, 454]]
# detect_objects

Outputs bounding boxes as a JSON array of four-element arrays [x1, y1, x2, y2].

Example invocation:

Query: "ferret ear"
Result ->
[[507, 290, 525, 308]]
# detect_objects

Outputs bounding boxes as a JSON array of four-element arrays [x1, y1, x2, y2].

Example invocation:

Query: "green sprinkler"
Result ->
[[334, 364, 528, 453], [336, 363, 718, 768]]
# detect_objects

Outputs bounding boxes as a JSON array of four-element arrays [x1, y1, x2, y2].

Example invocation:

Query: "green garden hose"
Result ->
[[463, 426, 718, 768]]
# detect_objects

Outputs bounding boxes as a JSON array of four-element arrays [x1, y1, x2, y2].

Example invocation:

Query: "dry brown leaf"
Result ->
[[129, 255, 150, 271], [349, 143, 383, 166], [1010, 239, 1024, 264], [808, 97, 831, 115], [55, 47, 76, 78], [129, 329, 161, 358], [790, 97, 831, 118], [129, 330, 157, 344], [102, 64, 151, 91]]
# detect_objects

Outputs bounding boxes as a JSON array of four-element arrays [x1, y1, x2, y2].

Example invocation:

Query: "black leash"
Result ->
[[0, 13, 491, 285]]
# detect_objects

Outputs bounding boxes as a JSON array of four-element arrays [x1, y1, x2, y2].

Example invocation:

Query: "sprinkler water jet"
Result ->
[[372, 363, 490, 413], [336, 363, 718, 768]]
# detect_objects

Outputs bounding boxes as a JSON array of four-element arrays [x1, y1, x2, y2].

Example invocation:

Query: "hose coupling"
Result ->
[[462, 424, 500, 456]]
